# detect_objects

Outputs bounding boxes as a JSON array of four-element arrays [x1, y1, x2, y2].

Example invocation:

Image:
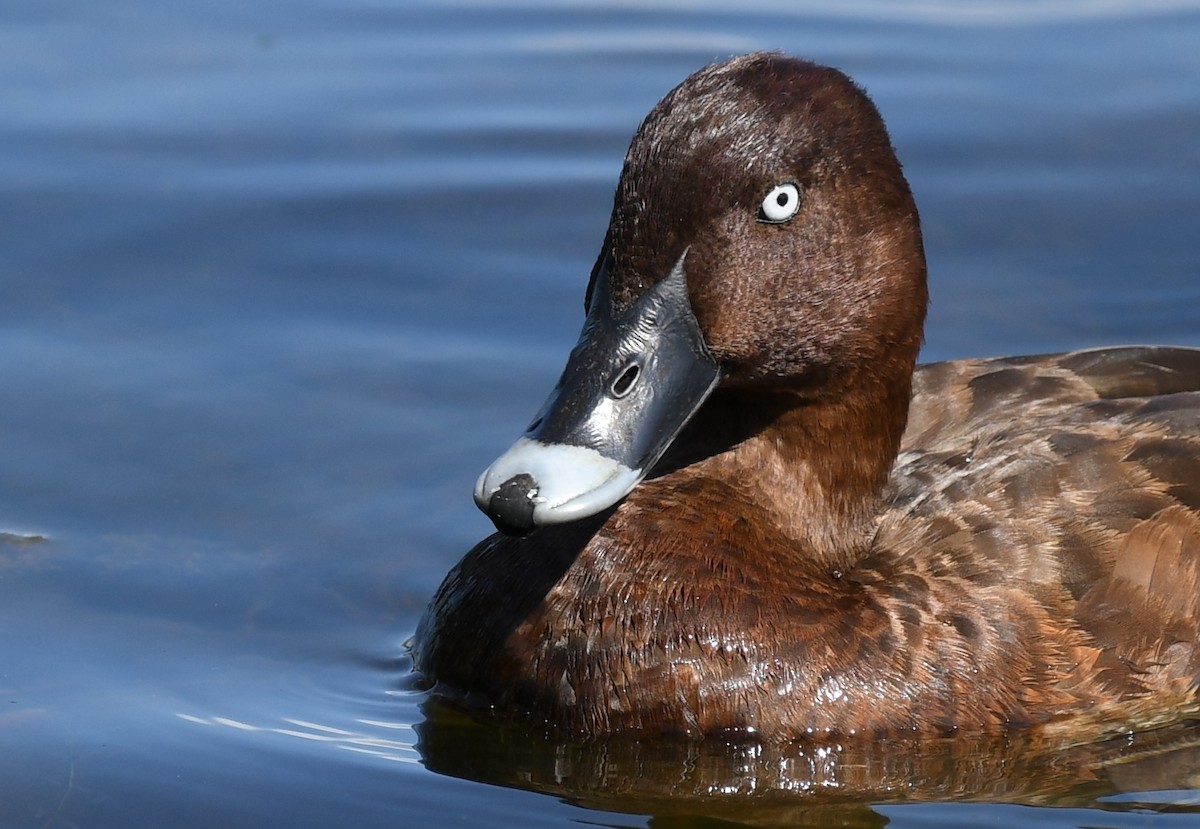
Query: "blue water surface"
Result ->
[[2, 1, 1199, 826]]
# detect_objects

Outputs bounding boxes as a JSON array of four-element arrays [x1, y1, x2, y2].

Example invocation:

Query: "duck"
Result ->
[[412, 52, 1200, 740]]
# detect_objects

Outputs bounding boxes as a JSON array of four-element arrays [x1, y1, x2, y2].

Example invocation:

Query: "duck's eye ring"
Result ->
[[757, 182, 801, 224]]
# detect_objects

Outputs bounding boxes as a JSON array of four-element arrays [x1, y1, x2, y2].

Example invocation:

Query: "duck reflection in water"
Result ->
[[414, 701, 1200, 817]]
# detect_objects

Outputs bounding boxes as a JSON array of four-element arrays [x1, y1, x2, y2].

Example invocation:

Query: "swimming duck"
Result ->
[[413, 53, 1200, 739]]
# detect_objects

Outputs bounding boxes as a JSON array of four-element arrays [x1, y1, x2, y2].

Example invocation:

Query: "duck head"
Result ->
[[476, 53, 928, 536]]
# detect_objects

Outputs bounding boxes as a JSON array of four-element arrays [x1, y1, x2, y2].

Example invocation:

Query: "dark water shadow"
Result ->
[[413, 700, 1200, 827]]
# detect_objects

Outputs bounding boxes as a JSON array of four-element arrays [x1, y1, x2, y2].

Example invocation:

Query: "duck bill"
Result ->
[[475, 252, 721, 536]]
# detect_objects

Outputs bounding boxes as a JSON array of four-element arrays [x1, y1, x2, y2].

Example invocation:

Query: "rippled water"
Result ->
[[2, 1, 1199, 826]]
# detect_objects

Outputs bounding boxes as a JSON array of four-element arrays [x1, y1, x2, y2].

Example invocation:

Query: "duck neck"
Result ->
[[662, 372, 911, 573]]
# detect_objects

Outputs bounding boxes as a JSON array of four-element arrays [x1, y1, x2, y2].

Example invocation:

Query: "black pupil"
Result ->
[[775, 191, 789, 207]]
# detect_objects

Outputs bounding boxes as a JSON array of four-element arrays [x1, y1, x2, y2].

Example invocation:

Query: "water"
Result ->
[[2, 1, 1199, 826]]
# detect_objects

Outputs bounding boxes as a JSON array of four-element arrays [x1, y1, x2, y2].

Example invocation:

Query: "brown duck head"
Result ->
[[475, 53, 928, 536]]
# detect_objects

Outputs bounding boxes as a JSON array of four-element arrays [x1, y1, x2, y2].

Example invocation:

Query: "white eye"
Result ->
[[758, 182, 801, 224]]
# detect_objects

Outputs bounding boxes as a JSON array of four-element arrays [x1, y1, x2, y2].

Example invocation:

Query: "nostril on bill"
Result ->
[[611, 364, 640, 398]]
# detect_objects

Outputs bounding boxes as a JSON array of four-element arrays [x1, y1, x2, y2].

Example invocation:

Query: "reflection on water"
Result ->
[[166, 689, 1200, 827], [413, 701, 1200, 826], [177, 713, 421, 765]]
